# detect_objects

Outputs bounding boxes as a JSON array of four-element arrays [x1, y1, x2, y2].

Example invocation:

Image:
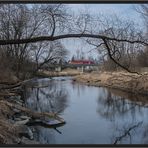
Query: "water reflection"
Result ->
[[24, 78, 69, 144], [97, 88, 148, 144], [24, 79, 68, 114], [70, 80, 87, 97], [97, 88, 147, 121], [33, 127, 56, 144], [24, 77, 148, 144]]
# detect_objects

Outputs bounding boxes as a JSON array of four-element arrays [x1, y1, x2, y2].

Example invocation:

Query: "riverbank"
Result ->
[[0, 77, 65, 144], [36, 68, 82, 77], [1, 70, 148, 144], [74, 71, 148, 95], [1, 71, 148, 144]]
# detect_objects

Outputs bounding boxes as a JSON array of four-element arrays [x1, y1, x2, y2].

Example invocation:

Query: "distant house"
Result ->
[[69, 60, 97, 72]]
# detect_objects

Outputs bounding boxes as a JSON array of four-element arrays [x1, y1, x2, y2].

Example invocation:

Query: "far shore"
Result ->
[[74, 71, 148, 96], [36, 68, 82, 77], [36, 68, 148, 96]]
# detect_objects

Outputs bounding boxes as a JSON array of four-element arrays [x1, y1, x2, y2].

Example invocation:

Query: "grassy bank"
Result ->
[[74, 71, 148, 95], [36, 68, 82, 77]]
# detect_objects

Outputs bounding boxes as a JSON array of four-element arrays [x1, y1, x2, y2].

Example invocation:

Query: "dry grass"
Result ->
[[0, 100, 19, 144], [75, 71, 148, 95], [0, 99, 14, 118], [38, 68, 81, 77], [0, 69, 19, 84], [60, 68, 81, 75], [0, 118, 19, 144]]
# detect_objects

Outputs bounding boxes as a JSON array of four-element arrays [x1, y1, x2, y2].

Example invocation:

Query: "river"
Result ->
[[23, 76, 148, 144]]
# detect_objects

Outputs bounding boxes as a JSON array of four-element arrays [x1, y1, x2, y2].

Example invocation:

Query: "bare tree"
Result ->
[[0, 4, 47, 78], [0, 4, 70, 79], [30, 41, 69, 74], [0, 4, 147, 75]]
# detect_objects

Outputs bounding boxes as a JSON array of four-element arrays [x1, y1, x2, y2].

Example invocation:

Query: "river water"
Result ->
[[24, 77, 148, 144]]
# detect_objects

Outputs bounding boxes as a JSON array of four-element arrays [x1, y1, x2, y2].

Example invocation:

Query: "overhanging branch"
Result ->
[[0, 33, 147, 46]]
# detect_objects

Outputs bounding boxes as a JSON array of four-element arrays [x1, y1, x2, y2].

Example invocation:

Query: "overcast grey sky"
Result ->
[[62, 4, 144, 60]]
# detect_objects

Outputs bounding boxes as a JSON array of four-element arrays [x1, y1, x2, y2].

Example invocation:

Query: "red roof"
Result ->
[[69, 60, 95, 65]]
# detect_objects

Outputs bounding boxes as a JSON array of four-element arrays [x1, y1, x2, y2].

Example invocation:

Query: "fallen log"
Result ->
[[0, 83, 22, 90], [0, 92, 18, 97], [0, 78, 34, 90], [0, 100, 65, 124], [26, 120, 65, 128], [14, 119, 30, 126]]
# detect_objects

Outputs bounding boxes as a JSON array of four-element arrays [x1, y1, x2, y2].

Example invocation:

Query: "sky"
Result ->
[[62, 4, 144, 60]]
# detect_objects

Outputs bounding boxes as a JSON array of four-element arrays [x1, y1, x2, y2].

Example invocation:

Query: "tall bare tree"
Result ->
[[0, 4, 147, 75]]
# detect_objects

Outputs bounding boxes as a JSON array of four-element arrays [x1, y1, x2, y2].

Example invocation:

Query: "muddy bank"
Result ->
[[74, 72, 148, 95]]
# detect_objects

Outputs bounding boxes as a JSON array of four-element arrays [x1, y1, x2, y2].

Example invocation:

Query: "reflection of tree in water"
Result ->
[[142, 125, 148, 144], [24, 79, 69, 144], [97, 88, 148, 144], [70, 81, 87, 97], [25, 80, 68, 114], [33, 127, 56, 144], [112, 121, 143, 144], [97, 89, 144, 121]]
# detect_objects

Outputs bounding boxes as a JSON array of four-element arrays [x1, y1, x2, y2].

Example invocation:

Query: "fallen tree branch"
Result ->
[[26, 120, 65, 129], [0, 92, 18, 97], [0, 100, 65, 124], [0, 33, 147, 46], [0, 78, 35, 90], [0, 83, 22, 90]]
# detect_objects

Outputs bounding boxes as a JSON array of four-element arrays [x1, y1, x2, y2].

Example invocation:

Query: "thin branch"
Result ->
[[103, 38, 139, 74]]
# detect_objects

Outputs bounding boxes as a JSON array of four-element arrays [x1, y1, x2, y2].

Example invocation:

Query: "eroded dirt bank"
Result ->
[[74, 72, 148, 95]]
